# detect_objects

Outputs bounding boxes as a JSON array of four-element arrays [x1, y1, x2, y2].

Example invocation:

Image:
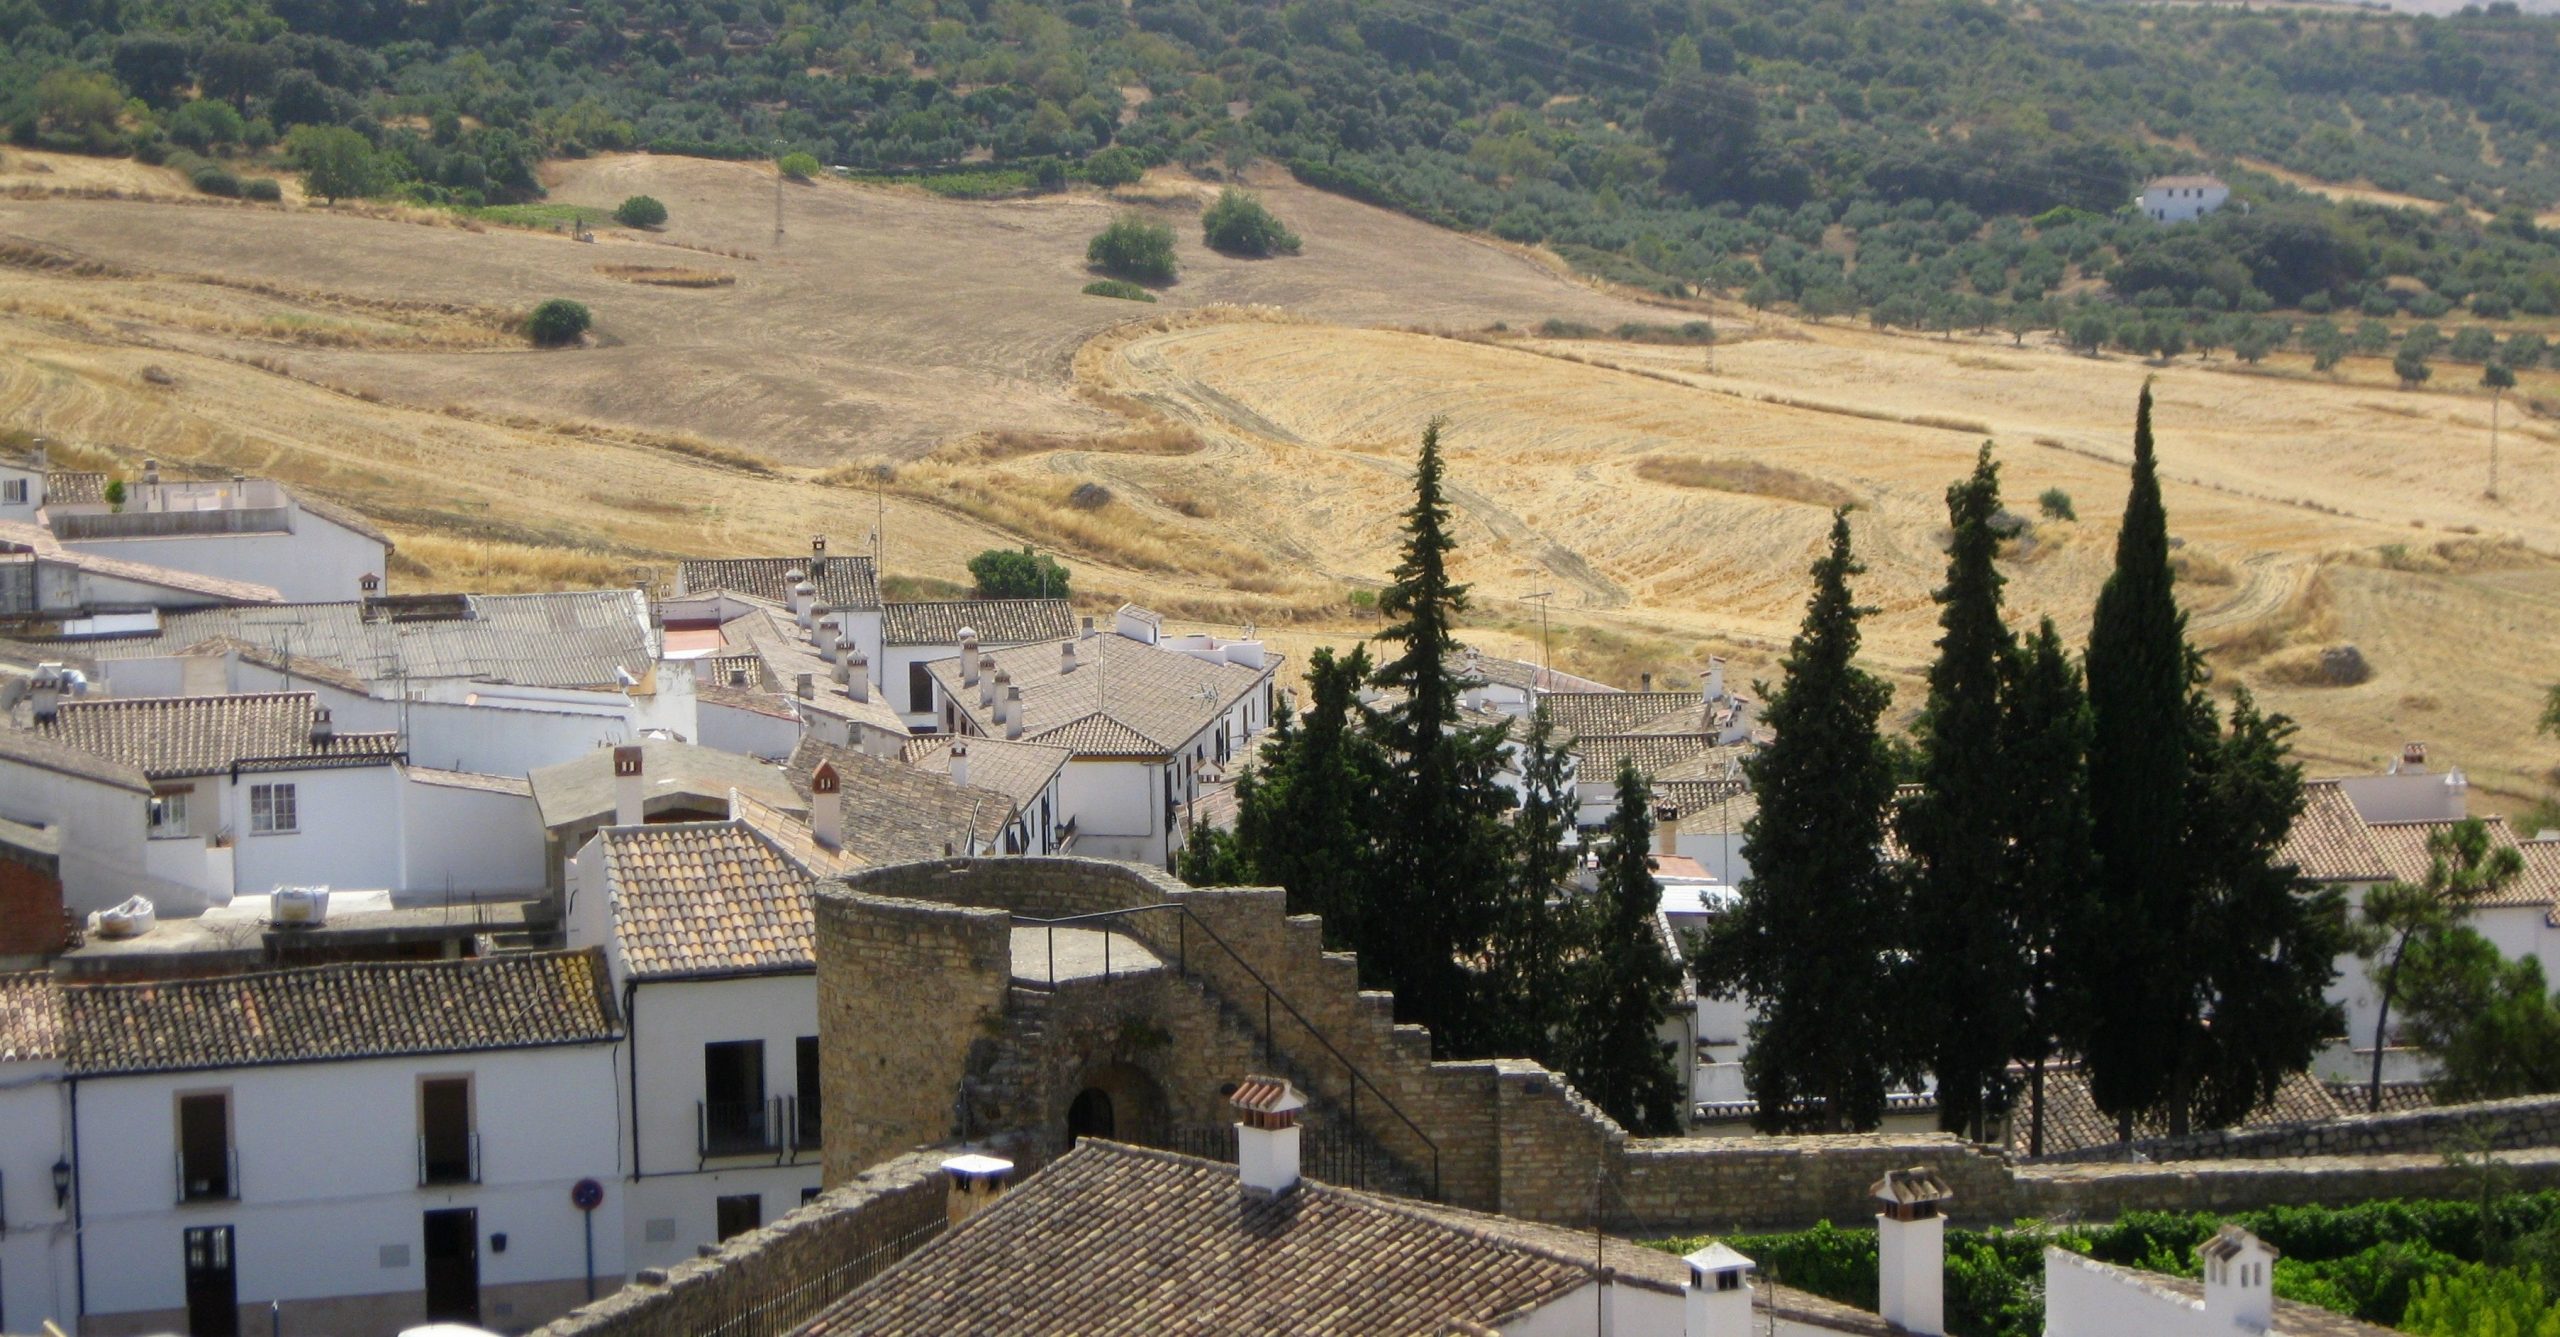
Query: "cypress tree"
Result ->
[[1901, 444, 2023, 1140], [2082, 382, 2195, 1138], [1696, 510, 1901, 1132], [1370, 420, 1513, 1053], [1481, 705, 1581, 1060], [1234, 645, 1382, 946], [1561, 760, 1688, 1135], [2002, 617, 2096, 1156]]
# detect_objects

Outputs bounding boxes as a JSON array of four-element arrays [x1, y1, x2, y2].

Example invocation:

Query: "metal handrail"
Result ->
[[176, 1147, 237, 1204], [419, 1131, 481, 1186], [1012, 902, 1441, 1199]]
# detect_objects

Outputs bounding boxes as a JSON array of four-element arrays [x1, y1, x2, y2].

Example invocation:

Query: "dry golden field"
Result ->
[[0, 149, 2553, 812]]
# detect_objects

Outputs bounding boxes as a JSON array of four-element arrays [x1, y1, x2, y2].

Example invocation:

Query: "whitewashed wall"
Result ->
[[215, 764, 404, 894], [1058, 759, 1161, 863], [400, 776, 544, 898], [0, 759, 214, 916], [61, 513, 384, 604], [695, 700, 799, 761], [0, 1062, 75, 1334]]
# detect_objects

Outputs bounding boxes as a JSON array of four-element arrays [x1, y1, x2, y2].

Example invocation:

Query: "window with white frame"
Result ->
[[1, 478, 26, 505], [249, 783, 298, 834], [150, 788, 191, 839]]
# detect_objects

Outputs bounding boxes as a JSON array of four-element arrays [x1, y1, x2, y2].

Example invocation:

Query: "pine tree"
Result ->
[[1901, 444, 2023, 1140], [2354, 818, 2526, 1112], [1369, 421, 1514, 1053], [2001, 618, 2096, 1156], [2082, 382, 2196, 1139], [1696, 510, 1901, 1132], [1561, 760, 1687, 1135], [1481, 705, 1582, 1060]]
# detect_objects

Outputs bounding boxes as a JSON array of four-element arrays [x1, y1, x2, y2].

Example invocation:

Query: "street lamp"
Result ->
[[53, 1156, 72, 1208]]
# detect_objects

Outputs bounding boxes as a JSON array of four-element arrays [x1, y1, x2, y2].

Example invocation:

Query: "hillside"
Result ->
[[2, 150, 2553, 814]]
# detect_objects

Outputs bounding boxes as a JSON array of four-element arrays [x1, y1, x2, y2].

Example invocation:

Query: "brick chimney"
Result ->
[[847, 650, 871, 704], [1231, 1076, 1306, 1195], [1872, 1167, 1951, 1336], [959, 630, 980, 688], [309, 706, 334, 746], [810, 761, 842, 851], [942, 1153, 1013, 1226], [613, 745, 645, 827], [1005, 683, 1024, 740], [948, 742, 969, 790], [1682, 1243, 1754, 1337], [2199, 1225, 2277, 1333]]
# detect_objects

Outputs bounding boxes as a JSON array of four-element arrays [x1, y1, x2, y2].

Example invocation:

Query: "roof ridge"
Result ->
[[66, 946, 602, 996]]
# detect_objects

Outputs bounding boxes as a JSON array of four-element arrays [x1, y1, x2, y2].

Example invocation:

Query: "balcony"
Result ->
[[699, 1096, 810, 1163], [176, 1148, 237, 1204], [419, 1132, 481, 1187]]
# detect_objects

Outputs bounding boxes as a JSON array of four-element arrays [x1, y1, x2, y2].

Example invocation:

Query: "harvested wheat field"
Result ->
[[0, 149, 2553, 811]]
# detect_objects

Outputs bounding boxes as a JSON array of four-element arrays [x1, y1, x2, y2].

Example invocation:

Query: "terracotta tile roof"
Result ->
[[882, 599, 1074, 647], [928, 634, 1274, 760], [44, 471, 105, 506], [2364, 816, 2560, 910], [529, 740, 800, 830], [61, 950, 619, 1076], [1656, 780, 1757, 832], [0, 971, 63, 1064], [785, 738, 1013, 862], [2281, 782, 2391, 882], [899, 735, 1069, 813], [601, 821, 827, 979], [0, 726, 152, 793], [2325, 1080, 2436, 1114], [407, 766, 534, 797], [1540, 691, 1702, 740], [1571, 733, 1724, 781], [33, 691, 401, 779], [726, 606, 908, 734], [1447, 650, 1618, 694], [680, 555, 880, 610], [2005, 1064, 2348, 1157], [805, 1141, 1598, 1335], [81, 590, 659, 690]]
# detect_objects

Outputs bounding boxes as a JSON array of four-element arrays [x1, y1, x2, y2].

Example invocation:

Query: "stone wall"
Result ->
[[815, 889, 1011, 1182], [529, 1152, 949, 1337], [2027, 1094, 2560, 1165]]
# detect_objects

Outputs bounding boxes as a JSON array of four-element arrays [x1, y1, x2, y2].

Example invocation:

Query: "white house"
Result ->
[[44, 464, 390, 605], [879, 599, 1074, 727], [673, 538, 883, 668], [1, 970, 75, 1336], [0, 519, 282, 615], [56, 951, 627, 1337], [2042, 1224, 2395, 1336], [561, 793, 858, 1275], [2138, 174, 2231, 223], [924, 607, 1279, 867]]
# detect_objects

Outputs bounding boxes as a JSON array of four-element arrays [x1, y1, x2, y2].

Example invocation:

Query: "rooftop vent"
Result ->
[[309, 706, 333, 746], [1230, 1076, 1307, 1194]]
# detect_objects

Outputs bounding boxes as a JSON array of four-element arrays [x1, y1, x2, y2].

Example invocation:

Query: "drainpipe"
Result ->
[[624, 980, 642, 1178], [71, 1074, 87, 1329]]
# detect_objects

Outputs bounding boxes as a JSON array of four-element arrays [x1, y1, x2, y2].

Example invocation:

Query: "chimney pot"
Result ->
[[949, 742, 970, 790], [959, 633, 981, 687], [309, 706, 334, 746], [1641, 672, 1653, 692], [1061, 640, 1079, 674], [796, 672, 816, 700], [816, 613, 841, 663], [978, 656, 998, 708], [1005, 684, 1024, 740], [1683, 1243, 1756, 1337], [143, 458, 160, 486], [2198, 1225, 2278, 1333], [1653, 804, 1680, 858], [1230, 1076, 1307, 1194], [848, 651, 871, 704], [612, 744, 646, 827], [810, 761, 843, 851], [1872, 1167, 1951, 1336], [29, 662, 64, 724]]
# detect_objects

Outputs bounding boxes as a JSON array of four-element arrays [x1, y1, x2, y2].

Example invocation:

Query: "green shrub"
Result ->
[[1087, 213, 1178, 283], [167, 98, 245, 150], [1537, 318, 1600, 338], [614, 194, 668, 227], [526, 298, 593, 347], [190, 165, 242, 196], [1082, 147, 1145, 188], [1200, 188, 1301, 256], [968, 546, 1070, 600], [1082, 278, 1156, 302], [777, 151, 822, 181], [2038, 487, 2076, 521], [242, 177, 282, 202]]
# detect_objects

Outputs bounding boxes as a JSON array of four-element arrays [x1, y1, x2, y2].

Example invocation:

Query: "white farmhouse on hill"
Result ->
[[2138, 174, 2231, 223]]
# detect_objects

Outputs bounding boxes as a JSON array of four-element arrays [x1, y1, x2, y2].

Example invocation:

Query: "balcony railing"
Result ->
[[700, 1096, 804, 1163], [795, 1098, 821, 1153], [419, 1132, 481, 1186], [176, 1148, 237, 1204]]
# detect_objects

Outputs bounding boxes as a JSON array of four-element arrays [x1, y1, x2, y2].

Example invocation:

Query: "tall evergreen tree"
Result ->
[[1901, 444, 2023, 1140], [1480, 705, 1581, 1060], [1560, 760, 1687, 1135], [1696, 510, 1902, 1132], [1233, 645, 1383, 945], [2082, 382, 2197, 1138], [2002, 618, 2097, 1156], [1369, 420, 1514, 1053]]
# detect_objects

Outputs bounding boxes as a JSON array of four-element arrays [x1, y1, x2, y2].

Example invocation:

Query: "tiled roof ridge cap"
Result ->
[[67, 946, 599, 997]]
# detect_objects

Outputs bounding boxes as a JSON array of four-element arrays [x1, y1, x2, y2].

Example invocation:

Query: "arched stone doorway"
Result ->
[[1063, 1061, 1166, 1148]]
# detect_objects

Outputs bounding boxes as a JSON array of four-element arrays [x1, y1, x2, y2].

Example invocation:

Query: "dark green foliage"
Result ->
[[1201, 189, 1300, 257], [1365, 420, 1514, 1054], [964, 546, 1069, 600], [2002, 617, 2097, 1156], [167, 99, 246, 151], [1557, 762, 1686, 1135], [1900, 445, 2022, 1139], [776, 151, 821, 180], [1477, 706, 1578, 1060], [2353, 820, 2527, 1111], [1082, 147, 1144, 188], [2396, 349, 2434, 388], [613, 194, 667, 227], [285, 124, 382, 203], [2037, 487, 2075, 522], [1175, 823, 1249, 886], [2400, 928, 2560, 1103], [1696, 510, 1901, 1132], [1086, 213, 1177, 284], [1232, 645, 1385, 942], [190, 165, 242, 196], [525, 298, 591, 346], [243, 177, 282, 202], [1080, 279, 1156, 302]]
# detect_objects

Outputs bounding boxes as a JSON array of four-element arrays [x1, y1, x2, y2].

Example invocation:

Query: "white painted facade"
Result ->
[[52, 479, 387, 606], [0, 754, 217, 917], [1, 1052, 76, 1335], [0, 461, 45, 525], [695, 697, 799, 761], [2137, 176, 2230, 224], [401, 773, 545, 899], [71, 1043, 625, 1335]]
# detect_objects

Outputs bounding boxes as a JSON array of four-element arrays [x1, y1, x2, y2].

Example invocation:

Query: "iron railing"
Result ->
[[690, 1219, 947, 1337], [419, 1131, 481, 1186], [1011, 902, 1441, 1200], [176, 1148, 236, 1204], [701, 1097, 813, 1163]]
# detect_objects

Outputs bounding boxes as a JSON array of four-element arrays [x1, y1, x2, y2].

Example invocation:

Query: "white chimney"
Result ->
[[992, 670, 1013, 723], [809, 534, 829, 576], [816, 613, 840, 663], [809, 761, 842, 851], [1706, 657, 1726, 701], [792, 579, 817, 629], [1061, 640, 1079, 674], [1231, 1076, 1306, 1194], [1682, 1243, 1754, 1337], [796, 672, 816, 700], [978, 656, 998, 708], [948, 742, 969, 790], [833, 648, 853, 687], [1653, 804, 1680, 858], [959, 631, 981, 687], [1005, 684, 1025, 740], [847, 651, 871, 704], [29, 662, 63, 724], [1873, 1167, 1950, 1337], [2395, 741, 2429, 774], [309, 706, 334, 746], [2199, 1225, 2277, 1333], [613, 744, 645, 827], [942, 1153, 1013, 1226]]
